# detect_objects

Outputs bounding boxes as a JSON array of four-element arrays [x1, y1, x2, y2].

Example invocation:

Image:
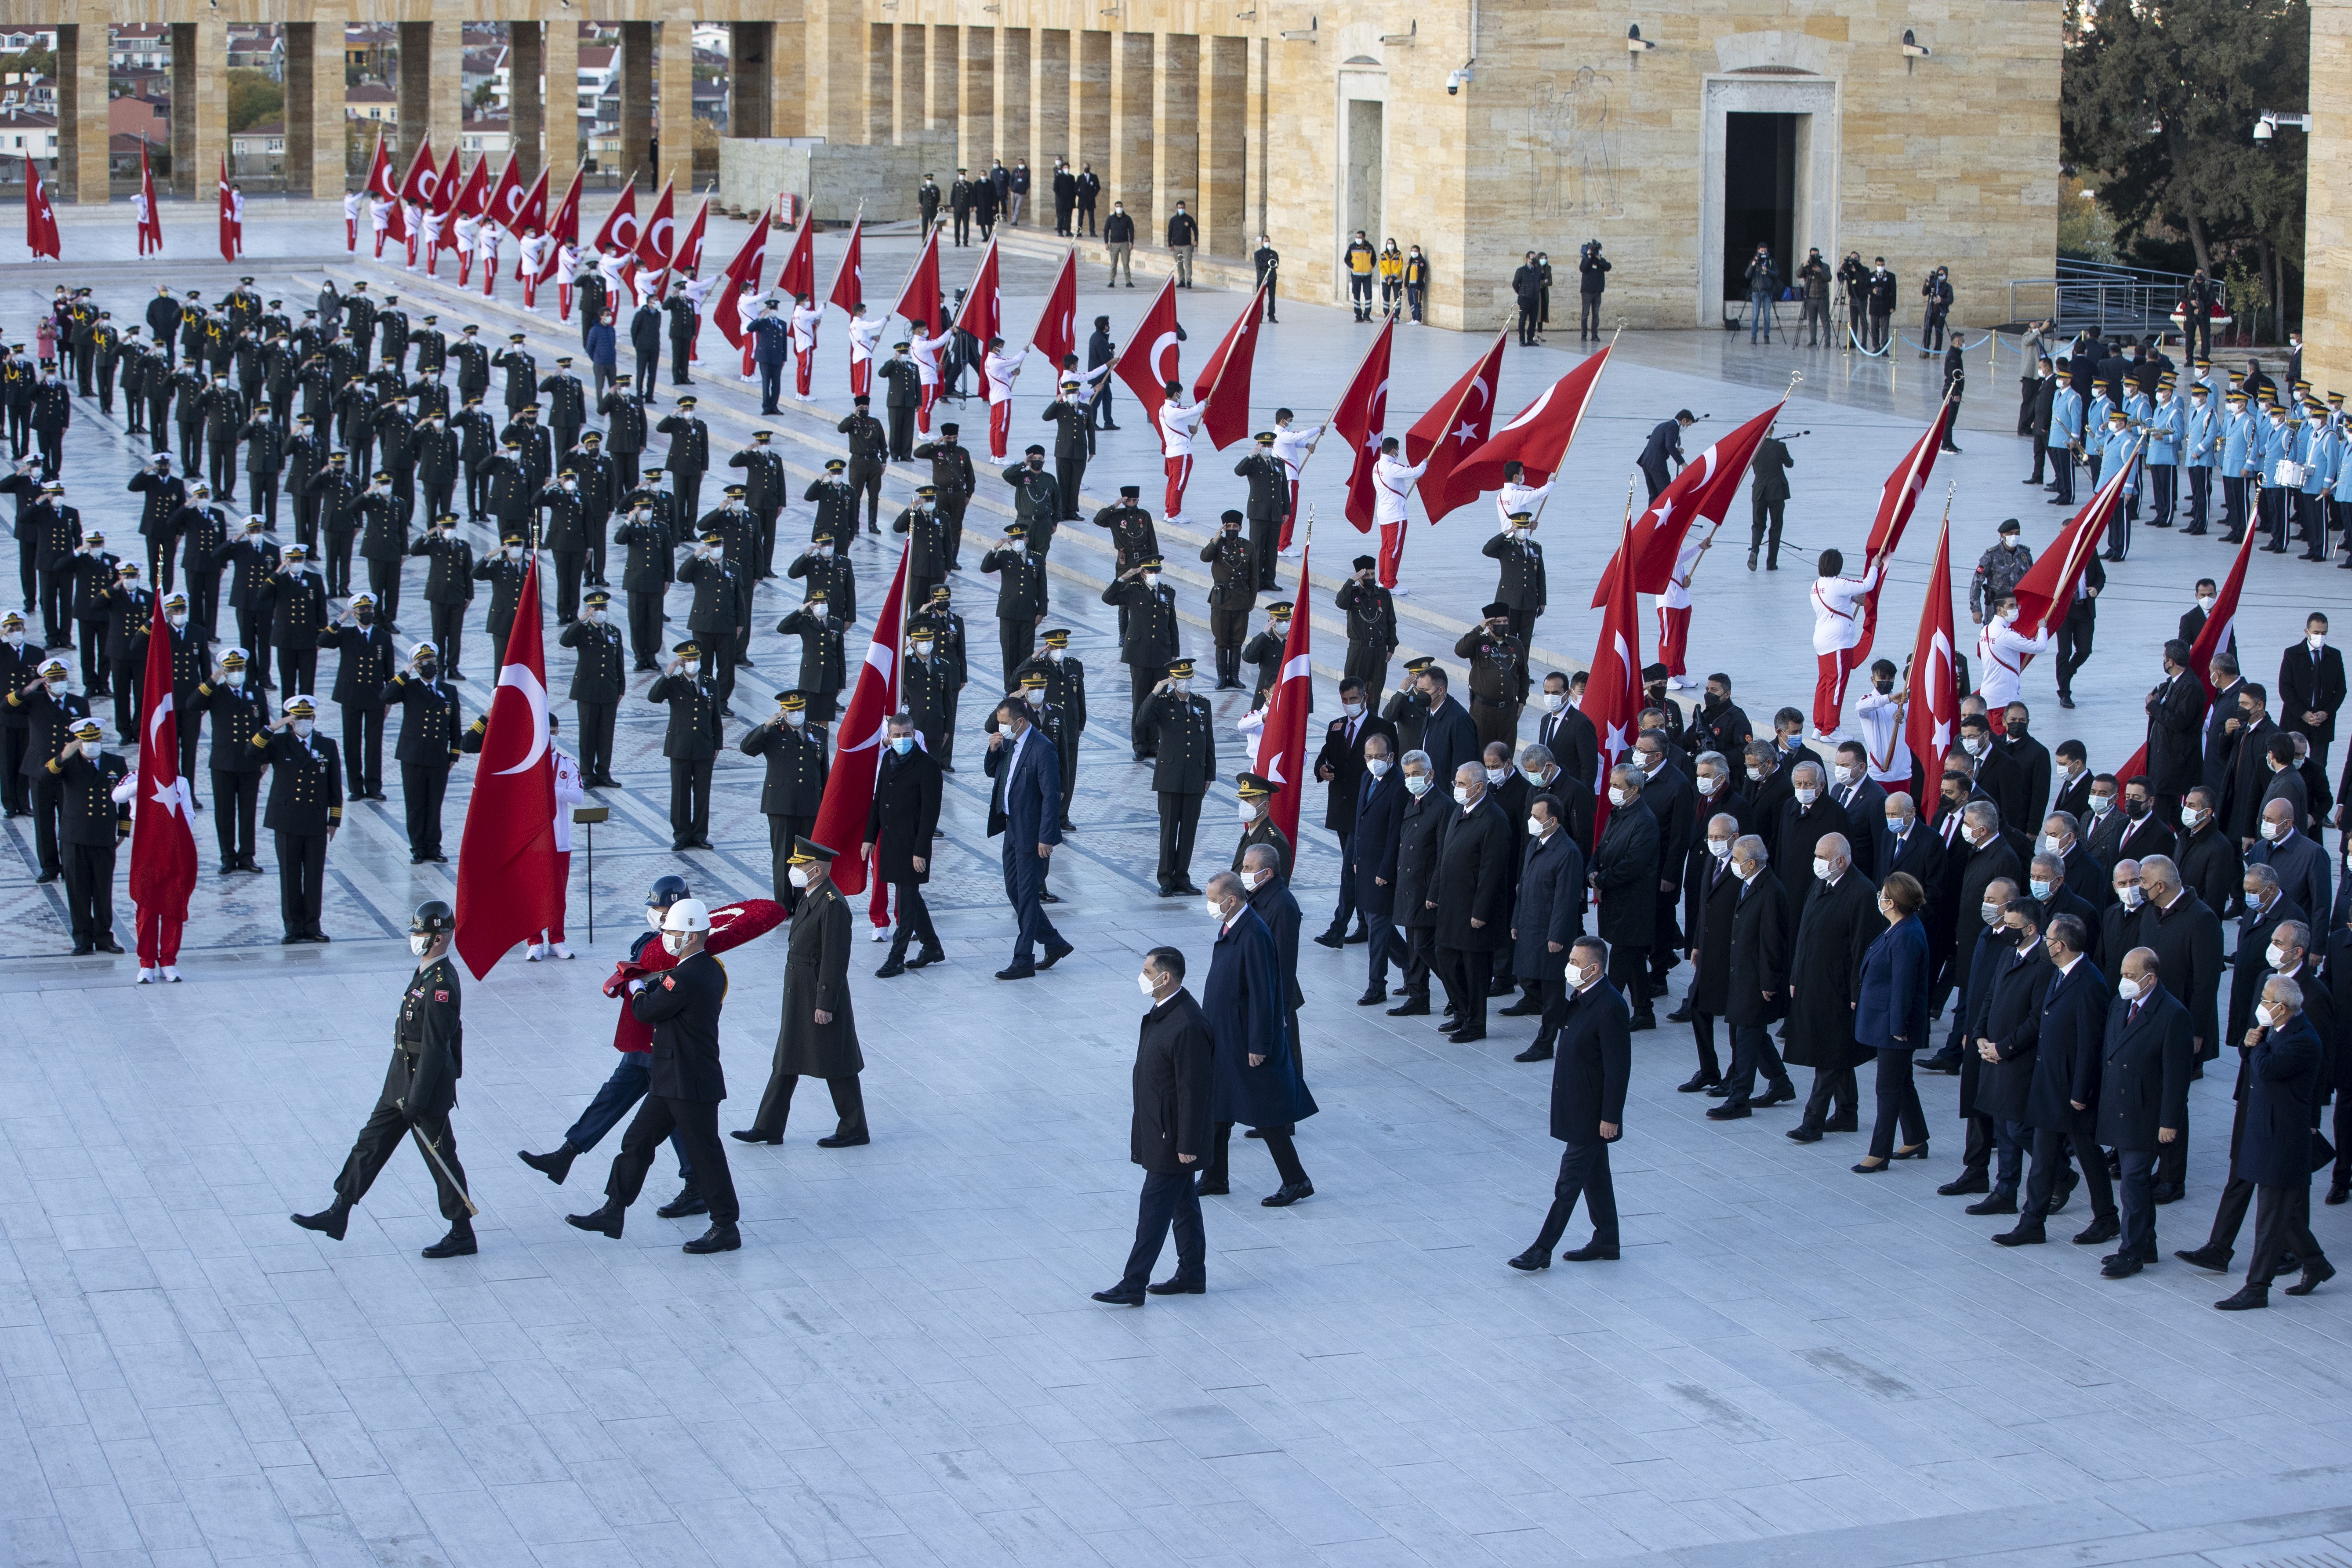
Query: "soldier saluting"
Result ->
[[292, 900, 477, 1259], [1135, 656, 1215, 896]]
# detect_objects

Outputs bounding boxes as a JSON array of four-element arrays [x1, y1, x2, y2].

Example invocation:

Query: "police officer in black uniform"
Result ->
[[649, 640, 725, 850], [1134, 658, 1216, 895], [561, 589, 626, 786], [1200, 510, 1257, 689], [254, 694, 342, 942], [292, 900, 476, 1259], [742, 689, 830, 904]]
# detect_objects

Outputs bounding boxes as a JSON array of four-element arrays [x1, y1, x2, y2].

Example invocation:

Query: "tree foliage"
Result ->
[[227, 68, 284, 134]]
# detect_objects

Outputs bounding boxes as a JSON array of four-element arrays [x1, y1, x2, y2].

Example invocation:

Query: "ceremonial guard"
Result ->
[[193, 648, 267, 873], [1236, 432, 1293, 590], [738, 839, 872, 1147], [317, 594, 396, 799], [51, 717, 127, 954], [1042, 382, 1093, 520], [1103, 559, 1181, 755], [561, 591, 626, 786], [777, 591, 848, 725], [1233, 773, 1294, 882], [1456, 604, 1528, 748], [408, 514, 475, 677], [380, 644, 464, 864], [1200, 512, 1257, 689], [741, 690, 829, 902], [980, 524, 1049, 680], [255, 695, 342, 942], [649, 642, 725, 851], [1337, 554, 1399, 710]]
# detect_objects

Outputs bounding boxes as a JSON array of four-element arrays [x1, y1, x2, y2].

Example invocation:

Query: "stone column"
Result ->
[[657, 16, 696, 197], [2308, 0, 2352, 391], [1035, 29, 1070, 172], [512, 22, 545, 183], [619, 21, 655, 186], [397, 22, 433, 173], [999, 28, 1031, 177], [731, 21, 773, 140], [1198, 36, 1247, 254], [802, 0, 868, 144], [286, 17, 347, 199], [931, 26, 961, 166], [866, 22, 893, 144], [545, 17, 580, 190], [1108, 31, 1154, 231], [432, 12, 463, 179], [962, 27, 995, 172], [1074, 30, 1111, 184], [893, 25, 927, 145], [169, 21, 226, 200], [58, 18, 109, 204], [1152, 33, 1199, 242]]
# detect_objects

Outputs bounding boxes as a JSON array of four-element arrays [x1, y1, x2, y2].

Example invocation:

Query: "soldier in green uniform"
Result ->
[[1243, 602, 1294, 710], [1233, 771, 1294, 882], [292, 900, 476, 1259], [892, 484, 951, 610], [1092, 484, 1160, 585], [1455, 602, 1527, 749], [735, 839, 871, 1147], [1014, 628, 1087, 832], [741, 690, 829, 905], [1337, 552, 1399, 712], [776, 590, 848, 725], [1134, 657, 1215, 896], [902, 620, 958, 768], [922, 584, 969, 768], [1199, 510, 1257, 689], [1102, 557, 1181, 759], [648, 640, 724, 851], [1383, 654, 1435, 755], [980, 523, 1049, 682]]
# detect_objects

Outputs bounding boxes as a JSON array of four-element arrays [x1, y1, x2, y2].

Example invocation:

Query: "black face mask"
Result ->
[[2013, 928, 2037, 951], [2125, 799, 2148, 818], [355, 611, 373, 625], [1702, 692, 1726, 712], [2004, 722, 2027, 738], [1873, 679, 1894, 695], [417, 660, 438, 679]]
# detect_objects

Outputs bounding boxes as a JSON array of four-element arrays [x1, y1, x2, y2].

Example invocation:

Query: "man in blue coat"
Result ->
[[983, 695, 1071, 979], [1198, 870, 1317, 1206], [1349, 731, 1408, 1005], [1996, 913, 2116, 1246], [2096, 948, 2193, 1276], [1511, 792, 1587, 1063], [1510, 936, 1631, 1267], [748, 298, 791, 416], [2214, 975, 2334, 1307]]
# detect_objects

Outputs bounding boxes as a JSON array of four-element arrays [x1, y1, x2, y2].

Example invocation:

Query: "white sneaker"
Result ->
[[525, 944, 544, 961], [161, 966, 181, 982], [1666, 675, 1695, 690], [870, 927, 890, 943], [136, 968, 154, 984], [1390, 584, 1411, 596], [1277, 546, 1300, 559], [548, 943, 574, 960]]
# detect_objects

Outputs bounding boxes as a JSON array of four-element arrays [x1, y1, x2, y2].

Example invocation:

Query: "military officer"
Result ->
[[192, 647, 268, 872], [835, 398, 889, 534], [1456, 603, 1527, 748], [561, 589, 627, 786], [1235, 431, 1293, 591], [407, 514, 475, 677], [1015, 627, 1089, 831], [892, 486, 951, 610], [911, 423, 978, 566], [1336, 553, 1399, 711], [1094, 485, 1161, 585], [317, 592, 397, 799], [610, 500, 672, 672], [380, 643, 464, 863], [1243, 602, 1294, 709], [921, 585, 969, 768], [980, 523, 1050, 682], [1383, 654, 1436, 756], [254, 542, 329, 698], [467, 531, 530, 672], [649, 641, 725, 851], [1483, 510, 1549, 646], [776, 591, 848, 724], [1199, 510, 1257, 689], [254, 693, 342, 942], [292, 900, 476, 1258], [726, 428, 788, 578], [676, 528, 745, 710], [656, 396, 711, 521], [1134, 657, 1216, 895], [804, 455, 861, 544], [736, 839, 871, 1147], [904, 619, 958, 767], [1102, 558, 1182, 758], [1232, 771, 1294, 882], [1042, 380, 1094, 520], [741, 690, 829, 904], [50, 717, 127, 954]]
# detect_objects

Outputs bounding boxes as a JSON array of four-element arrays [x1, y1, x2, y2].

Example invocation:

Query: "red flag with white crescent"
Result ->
[[1844, 400, 1956, 673], [511, 165, 550, 237], [453, 558, 561, 978], [135, 143, 162, 255], [1402, 330, 1508, 522], [1112, 276, 1182, 432], [672, 196, 709, 276], [1582, 515, 1647, 835], [1902, 516, 1960, 795], [483, 155, 527, 232], [25, 153, 58, 260], [127, 620, 196, 924], [1592, 402, 1782, 605], [713, 203, 772, 349], [633, 177, 677, 288], [450, 154, 490, 221], [1190, 285, 1266, 452], [396, 134, 439, 209], [774, 208, 814, 301], [826, 214, 865, 314], [589, 178, 638, 252], [217, 152, 242, 261], [545, 166, 583, 247], [1332, 317, 1395, 533], [886, 220, 942, 332], [955, 239, 1002, 393], [1029, 247, 1078, 369], [808, 541, 911, 896], [1454, 347, 1612, 491], [1254, 541, 1315, 848], [2012, 438, 2141, 638], [2109, 519, 2255, 782], [432, 141, 467, 217]]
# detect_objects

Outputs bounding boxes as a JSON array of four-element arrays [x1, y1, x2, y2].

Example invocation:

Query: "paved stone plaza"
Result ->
[[2, 201, 2350, 1568]]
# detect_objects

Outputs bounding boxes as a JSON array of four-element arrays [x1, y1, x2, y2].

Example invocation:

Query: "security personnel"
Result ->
[[254, 544, 329, 698], [804, 455, 860, 548], [784, 524, 855, 628], [835, 397, 889, 533], [1335, 552, 1399, 711], [1455, 602, 1527, 748], [13, 654, 89, 883], [538, 355, 587, 458], [50, 717, 127, 954], [777, 588, 848, 723], [649, 640, 725, 851], [1101, 558, 1182, 758], [1015, 627, 1088, 831], [980, 523, 1050, 682], [878, 342, 921, 459], [254, 693, 342, 942], [610, 501, 671, 672], [1235, 432, 1293, 591], [677, 527, 746, 711], [561, 590, 626, 786], [381, 644, 465, 863], [923, 585, 970, 765], [741, 689, 830, 904], [1133, 657, 1215, 895], [292, 900, 476, 1259], [912, 423, 978, 566], [1002, 446, 1061, 568], [1199, 510, 1257, 690], [904, 619, 958, 766], [1232, 771, 1293, 881], [407, 514, 475, 677], [317, 594, 397, 799], [1483, 511, 1549, 646], [471, 532, 532, 671], [1042, 381, 1093, 520], [726, 429, 788, 578], [1093, 485, 1161, 588], [193, 647, 268, 872]]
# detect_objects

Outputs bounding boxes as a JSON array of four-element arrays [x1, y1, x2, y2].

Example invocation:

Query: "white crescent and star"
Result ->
[[492, 664, 550, 775]]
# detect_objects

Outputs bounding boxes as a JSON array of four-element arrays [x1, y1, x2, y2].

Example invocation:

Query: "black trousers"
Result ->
[[185, 565, 222, 639], [1517, 304, 1539, 346], [1531, 1137, 1618, 1251], [403, 762, 449, 858], [248, 472, 279, 532], [1866, 1048, 1928, 1159], [554, 549, 587, 621], [607, 1095, 739, 1223], [577, 700, 616, 780], [668, 335, 693, 386], [28, 773, 62, 877], [37, 571, 72, 645], [61, 840, 116, 948], [1056, 455, 1087, 520], [1205, 1122, 1306, 1189], [888, 881, 938, 957], [749, 1065, 867, 1141], [1687, 1011, 1724, 1082], [1750, 499, 1785, 563], [1724, 1022, 1789, 1106], [1399, 925, 1436, 997], [276, 645, 317, 699], [626, 591, 663, 668], [1120, 1168, 1206, 1289], [1157, 790, 1202, 890], [2054, 611, 2094, 701], [331, 1091, 470, 1223], [767, 814, 816, 904], [1364, 910, 1398, 994], [999, 617, 1036, 686], [2248, 1182, 2324, 1285], [1327, 833, 1358, 932], [1800, 1063, 1859, 1131], [2222, 475, 2248, 538], [886, 406, 915, 461], [0, 725, 28, 814], [430, 602, 467, 674], [669, 757, 713, 845], [76, 619, 107, 690], [2186, 466, 2212, 530], [2116, 1148, 2160, 1261], [1438, 946, 1494, 1034], [1579, 294, 1603, 339], [146, 538, 178, 596], [342, 704, 384, 796], [1606, 940, 1651, 1017], [276, 828, 327, 937], [1128, 663, 1168, 754], [112, 657, 143, 738], [2025, 1120, 2115, 1223], [847, 459, 885, 532], [211, 770, 258, 863]]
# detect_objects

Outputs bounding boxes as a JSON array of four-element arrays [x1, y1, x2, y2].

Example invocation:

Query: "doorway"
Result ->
[[1722, 111, 1797, 301], [1346, 98, 1384, 247]]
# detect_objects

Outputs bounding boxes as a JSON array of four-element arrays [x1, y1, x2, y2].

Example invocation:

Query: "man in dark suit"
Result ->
[[1432, 761, 1513, 1042], [2136, 853, 2226, 1203], [1312, 678, 1396, 947], [2210, 975, 2332, 1308], [1967, 895, 2055, 1217], [1927, 802, 2022, 1082], [567, 897, 743, 1254], [2224, 865, 2304, 1049], [1637, 410, 1693, 500], [1709, 834, 1796, 1117], [984, 696, 1071, 979], [2279, 614, 2345, 772], [1509, 793, 1587, 1061], [2201, 650, 2246, 797], [1093, 946, 1216, 1305], [2097, 947, 2194, 1275], [1387, 748, 1448, 1017], [1998, 913, 2117, 1246], [2247, 799, 2330, 928], [1416, 666, 1480, 790], [1349, 732, 1409, 1005], [1677, 810, 1743, 1089], [2145, 639, 2207, 818], [1590, 766, 1661, 1029], [1509, 936, 1631, 1269], [1784, 834, 1879, 1142]]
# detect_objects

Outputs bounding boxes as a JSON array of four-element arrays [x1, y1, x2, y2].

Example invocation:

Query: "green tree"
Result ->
[[227, 68, 285, 134]]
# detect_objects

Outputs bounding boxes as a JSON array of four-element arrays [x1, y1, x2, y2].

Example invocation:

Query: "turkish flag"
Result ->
[[363, 134, 405, 243], [673, 196, 709, 275], [1902, 516, 1960, 795], [1402, 329, 1508, 522], [217, 152, 242, 261], [632, 178, 676, 290], [1252, 541, 1314, 848], [127, 619, 196, 925], [1591, 402, 1782, 605], [589, 180, 638, 253], [450, 153, 490, 220], [24, 152, 58, 259], [712, 202, 772, 349], [1190, 284, 1266, 452], [1112, 276, 1182, 431], [1331, 317, 1396, 533], [1844, 400, 1956, 674], [546, 166, 583, 247], [396, 134, 439, 209], [483, 155, 527, 232], [432, 142, 467, 217], [1582, 516, 1647, 836], [2013, 437, 2140, 638], [511, 165, 550, 237], [955, 239, 1002, 392], [886, 218, 941, 331], [1029, 247, 1078, 370], [773, 207, 813, 301], [454, 556, 561, 978], [1454, 347, 1613, 491], [826, 214, 864, 314], [135, 142, 162, 255], [809, 541, 911, 896]]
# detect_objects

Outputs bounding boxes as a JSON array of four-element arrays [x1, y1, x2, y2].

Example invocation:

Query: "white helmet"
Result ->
[[662, 898, 712, 935]]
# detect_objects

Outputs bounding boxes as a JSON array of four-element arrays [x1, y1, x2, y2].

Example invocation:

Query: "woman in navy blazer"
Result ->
[[1853, 871, 1933, 1172]]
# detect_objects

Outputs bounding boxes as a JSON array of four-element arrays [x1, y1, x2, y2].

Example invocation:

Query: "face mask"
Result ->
[[1603, 786, 1627, 808], [1980, 902, 2002, 927], [1137, 972, 1158, 998], [1024, 688, 1045, 706], [662, 929, 689, 955], [2266, 944, 2290, 971], [890, 736, 915, 755], [2041, 834, 2067, 856], [2, 632, 19, 649], [2029, 878, 2055, 900], [1873, 679, 1894, 695], [1746, 766, 1764, 783], [292, 719, 314, 739], [1708, 838, 1731, 860], [2257, 1003, 2282, 1030], [409, 933, 433, 957], [1485, 766, 1509, 786], [2013, 927, 2037, 950], [1834, 765, 1858, 786], [1046, 646, 1065, 663], [1405, 773, 1430, 796], [912, 640, 933, 656], [2180, 806, 2204, 829], [2198, 595, 2215, 611], [2311, 634, 2327, 651], [1239, 800, 1261, 823], [1887, 816, 1910, 838], [1812, 857, 1833, 881], [782, 708, 805, 727], [2125, 798, 2148, 819], [167, 612, 186, 629], [682, 660, 702, 677], [2118, 977, 2144, 1002], [1537, 692, 1564, 712], [1143, 572, 1161, 589], [1205, 897, 1225, 922], [2259, 819, 2283, 841], [1961, 737, 1985, 757], [788, 866, 812, 889], [2117, 884, 2145, 910], [1455, 785, 1477, 807], [646, 906, 670, 932], [1167, 679, 1189, 696], [1341, 701, 1362, 719], [1703, 692, 1728, 711], [1794, 787, 1818, 806], [1240, 868, 1267, 892], [2089, 792, 2114, 815]]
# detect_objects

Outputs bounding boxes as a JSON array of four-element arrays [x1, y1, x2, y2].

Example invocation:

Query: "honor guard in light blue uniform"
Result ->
[[2145, 375, 2184, 530], [2220, 388, 2255, 541], [2297, 400, 2337, 560], [2048, 372, 2085, 505], [2182, 381, 2218, 534]]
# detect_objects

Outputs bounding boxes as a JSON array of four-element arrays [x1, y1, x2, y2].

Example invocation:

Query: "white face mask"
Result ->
[[1368, 757, 1392, 777], [1143, 572, 1161, 589], [2258, 1003, 2283, 1031], [2266, 944, 2290, 971], [2117, 884, 2145, 910], [2029, 878, 2055, 900], [505, 546, 522, 560], [2118, 976, 2144, 1002], [1240, 868, 1267, 892], [1404, 773, 1430, 795], [1455, 785, 1477, 806], [1485, 765, 1509, 786], [1813, 857, 1834, 882], [1537, 692, 1564, 713], [1239, 800, 1261, 823], [662, 929, 689, 955], [2181, 806, 2204, 829], [1793, 787, 1818, 806], [1606, 786, 1628, 807], [1205, 897, 1226, 921], [2041, 834, 2066, 856], [681, 659, 702, 677], [1047, 646, 1065, 663], [1961, 737, 1985, 757], [2198, 595, 2216, 611], [1834, 764, 1858, 786], [2310, 634, 2327, 651], [788, 866, 812, 889], [292, 719, 314, 739], [1137, 972, 1158, 998], [1706, 838, 1731, 860], [409, 933, 433, 957], [646, 906, 670, 932], [1024, 688, 1045, 706], [1745, 766, 1764, 783], [1340, 701, 1362, 719], [1527, 816, 1547, 837], [1167, 679, 1189, 696], [912, 640, 933, 656], [2260, 819, 2283, 841], [3, 631, 20, 648], [1980, 902, 2002, 927], [2089, 792, 2114, 815]]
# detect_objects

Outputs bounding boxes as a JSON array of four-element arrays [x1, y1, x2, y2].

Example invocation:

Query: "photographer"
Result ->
[[1743, 246, 1779, 345], [1577, 241, 1611, 342], [1797, 249, 1832, 347]]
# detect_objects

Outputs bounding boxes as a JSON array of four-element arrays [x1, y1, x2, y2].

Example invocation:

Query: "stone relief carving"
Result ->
[[1528, 67, 1625, 224]]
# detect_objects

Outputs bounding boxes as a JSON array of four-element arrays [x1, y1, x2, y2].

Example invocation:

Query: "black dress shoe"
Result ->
[[1261, 1180, 1313, 1207], [683, 1221, 742, 1253], [69, 942, 93, 955], [2151, 1182, 2185, 1205], [1561, 1240, 1619, 1262], [1355, 990, 1387, 1006], [1514, 1043, 1553, 1063], [1676, 1073, 1721, 1093], [1992, 1223, 2046, 1246], [1964, 1193, 2018, 1215], [906, 948, 946, 969], [875, 958, 906, 978], [1664, 1004, 1695, 1024], [2099, 1253, 2144, 1278], [2174, 1244, 2232, 1272], [1507, 1248, 1550, 1271], [421, 1224, 478, 1259], [1343, 927, 1368, 945], [290, 1207, 349, 1241], [1496, 998, 1544, 1017], [1039, 890, 1062, 904], [730, 1129, 782, 1144], [1313, 927, 1347, 949], [1193, 1178, 1229, 1196], [1628, 1013, 1656, 1032], [1750, 1083, 1794, 1108], [657, 1189, 709, 1218], [1785, 1125, 1823, 1144], [1916, 1053, 1961, 1075], [2071, 1216, 2120, 1245], [1039, 940, 1074, 969], [2214, 1283, 2268, 1310], [1891, 1142, 1930, 1160], [1092, 1285, 1146, 1306], [1386, 998, 1430, 1016], [2327, 1185, 2350, 1206], [1851, 1159, 1890, 1174], [2284, 1258, 2335, 1295], [995, 964, 1037, 980], [1938, 1171, 1990, 1196], [1146, 1276, 1205, 1295], [1705, 1102, 1752, 1120], [519, 1146, 577, 1184], [817, 1131, 871, 1148]]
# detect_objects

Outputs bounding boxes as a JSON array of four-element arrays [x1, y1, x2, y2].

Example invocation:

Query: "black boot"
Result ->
[[683, 1220, 742, 1253], [566, 1203, 624, 1238], [422, 1220, 478, 1258], [290, 1205, 349, 1241], [657, 1186, 709, 1218], [519, 1145, 577, 1184]]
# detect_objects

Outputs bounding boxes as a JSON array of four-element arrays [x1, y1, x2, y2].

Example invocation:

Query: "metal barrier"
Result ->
[[2008, 260, 2229, 338]]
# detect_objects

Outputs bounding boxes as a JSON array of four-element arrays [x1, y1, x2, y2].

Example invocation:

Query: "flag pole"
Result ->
[[1294, 317, 1400, 480]]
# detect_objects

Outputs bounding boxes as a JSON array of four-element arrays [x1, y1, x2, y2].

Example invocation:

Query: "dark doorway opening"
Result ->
[[1723, 112, 1798, 301]]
